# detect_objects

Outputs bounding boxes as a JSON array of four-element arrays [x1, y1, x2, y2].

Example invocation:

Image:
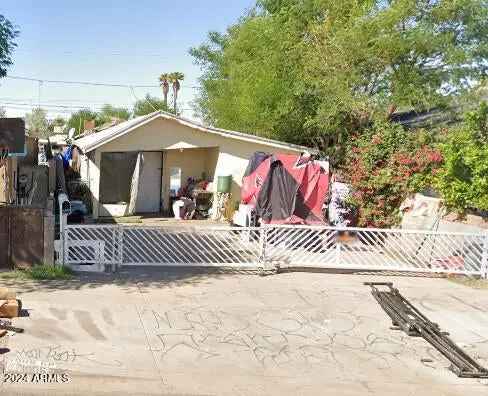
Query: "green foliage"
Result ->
[[159, 72, 185, 112], [169, 72, 185, 113], [190, 10, 312, 143], [67, 105, 130, 136], [66, 97, 173, 136], [25, 107, 49, 138], [51, 116, 66, 127], [191, 0, 488, 162], [436, 103, 488, 212], [0, 15, 19, 78], [159, 72, 170, 106], [133, 94, 173, 116], [46, 116, 67, 134], [67, 109, 98, 136], [27, 265, 74, 280], [97, 104, 130, 124], [345, 121, 443, 227], [0, 265, 74, 280]]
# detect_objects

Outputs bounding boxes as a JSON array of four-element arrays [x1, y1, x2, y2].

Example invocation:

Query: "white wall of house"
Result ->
[[81, 117, 304, 218]]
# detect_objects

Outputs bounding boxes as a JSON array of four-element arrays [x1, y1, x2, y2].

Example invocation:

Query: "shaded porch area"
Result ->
[[97, 146, 219, 218]]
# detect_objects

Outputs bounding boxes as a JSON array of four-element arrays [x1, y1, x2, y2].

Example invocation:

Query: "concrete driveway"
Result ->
[[1, 268, 488, 395]]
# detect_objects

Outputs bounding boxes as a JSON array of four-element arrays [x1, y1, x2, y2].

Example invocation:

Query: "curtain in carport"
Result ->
[[99, 152, 138, 204], [127, 152, 144, 215]]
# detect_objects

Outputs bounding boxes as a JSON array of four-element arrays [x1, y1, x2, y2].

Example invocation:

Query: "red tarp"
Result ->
[[241, 152, 329, 225]]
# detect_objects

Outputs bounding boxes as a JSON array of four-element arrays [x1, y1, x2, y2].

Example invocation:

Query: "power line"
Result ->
[[0, 101, 193, 113], [0, 98, 193, 110], [0, 104, 82, 115], [5, 75, 199, 89], [0, 96, 132, 104], [6, 74, 151, 88], [0, 101, 110, 109], [16, 49, 167, 58], [129, 86, 159, 112], [0, 97, 134, 106]]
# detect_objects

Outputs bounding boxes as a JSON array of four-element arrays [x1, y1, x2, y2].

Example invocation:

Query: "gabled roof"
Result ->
[[74, 111, 310, 153]]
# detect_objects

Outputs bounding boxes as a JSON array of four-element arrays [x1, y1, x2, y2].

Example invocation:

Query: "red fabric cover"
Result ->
[[241, 156, 271, 206], [241, 152, 329, 225]]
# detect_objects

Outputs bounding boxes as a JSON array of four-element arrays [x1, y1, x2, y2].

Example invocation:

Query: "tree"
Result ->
[[191, 0, 488, 161], [47, 116, 66, 134], [97, 104, 130, 124], [436, 103, 488, 212], [0, 106, 5, 118], [52, 116, 66, 127], [159, 73, 170, 107], [25, 108, 49, 138], [168, 72, 184, 113], [132, 94, 173, 116], [67, 109, 98, 136], [0, 15, 19, 78]]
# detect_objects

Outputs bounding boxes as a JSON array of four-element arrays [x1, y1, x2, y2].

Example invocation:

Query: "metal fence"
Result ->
[[61, 223, 488, 278]]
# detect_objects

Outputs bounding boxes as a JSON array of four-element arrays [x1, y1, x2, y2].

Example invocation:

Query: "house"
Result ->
[[75, 111, 310, 219], [390, 108, 459, 129]]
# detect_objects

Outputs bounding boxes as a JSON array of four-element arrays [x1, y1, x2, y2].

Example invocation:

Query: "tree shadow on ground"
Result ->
[[0, 266, 259, 294], [0, 266, 453, 295]]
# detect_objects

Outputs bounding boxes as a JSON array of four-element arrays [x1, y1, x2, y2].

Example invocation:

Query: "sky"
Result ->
[[0, 0, 254, 120]]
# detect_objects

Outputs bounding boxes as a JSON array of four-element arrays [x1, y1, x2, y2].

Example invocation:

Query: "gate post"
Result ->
[[258, 227, 268, 272], [481, 232, 488, 279], [60, 213, 68, 266]]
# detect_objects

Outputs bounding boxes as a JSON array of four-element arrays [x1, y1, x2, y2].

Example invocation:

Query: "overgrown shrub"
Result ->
[[27, 264, 74, 280], [0, 265, 74, 280], [345, 121, 443, 228], [435, 103, 488, 213]]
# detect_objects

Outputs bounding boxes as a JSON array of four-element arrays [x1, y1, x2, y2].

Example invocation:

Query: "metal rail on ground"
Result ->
[[365, 282, 488, 378]]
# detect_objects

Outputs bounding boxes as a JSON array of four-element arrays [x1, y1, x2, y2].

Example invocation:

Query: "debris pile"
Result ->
[[0, 287, 19, 318], [0, 287, 22, 339]]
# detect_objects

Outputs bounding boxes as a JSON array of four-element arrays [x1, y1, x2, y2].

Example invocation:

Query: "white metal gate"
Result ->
[[61, 223, 488, 278]]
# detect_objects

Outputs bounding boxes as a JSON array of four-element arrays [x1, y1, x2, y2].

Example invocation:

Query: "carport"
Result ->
[[74, 111, 308, 219]]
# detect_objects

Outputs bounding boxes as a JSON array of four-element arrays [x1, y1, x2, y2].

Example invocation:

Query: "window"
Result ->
[[169, 167, 182, 197]]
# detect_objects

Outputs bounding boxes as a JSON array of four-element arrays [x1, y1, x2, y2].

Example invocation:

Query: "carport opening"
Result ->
[[100, 152, 138, 204]]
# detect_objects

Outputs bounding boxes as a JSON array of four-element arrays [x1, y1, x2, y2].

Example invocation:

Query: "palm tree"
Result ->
[[168, 72, 184, 113], [158, 73, 170, 108]]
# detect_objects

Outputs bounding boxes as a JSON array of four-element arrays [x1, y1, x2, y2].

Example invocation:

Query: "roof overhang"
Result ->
[[76, 111, 312, 154]]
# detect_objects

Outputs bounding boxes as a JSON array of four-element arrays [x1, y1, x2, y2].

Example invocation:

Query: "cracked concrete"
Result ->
[[0, 268, 487, 395]]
